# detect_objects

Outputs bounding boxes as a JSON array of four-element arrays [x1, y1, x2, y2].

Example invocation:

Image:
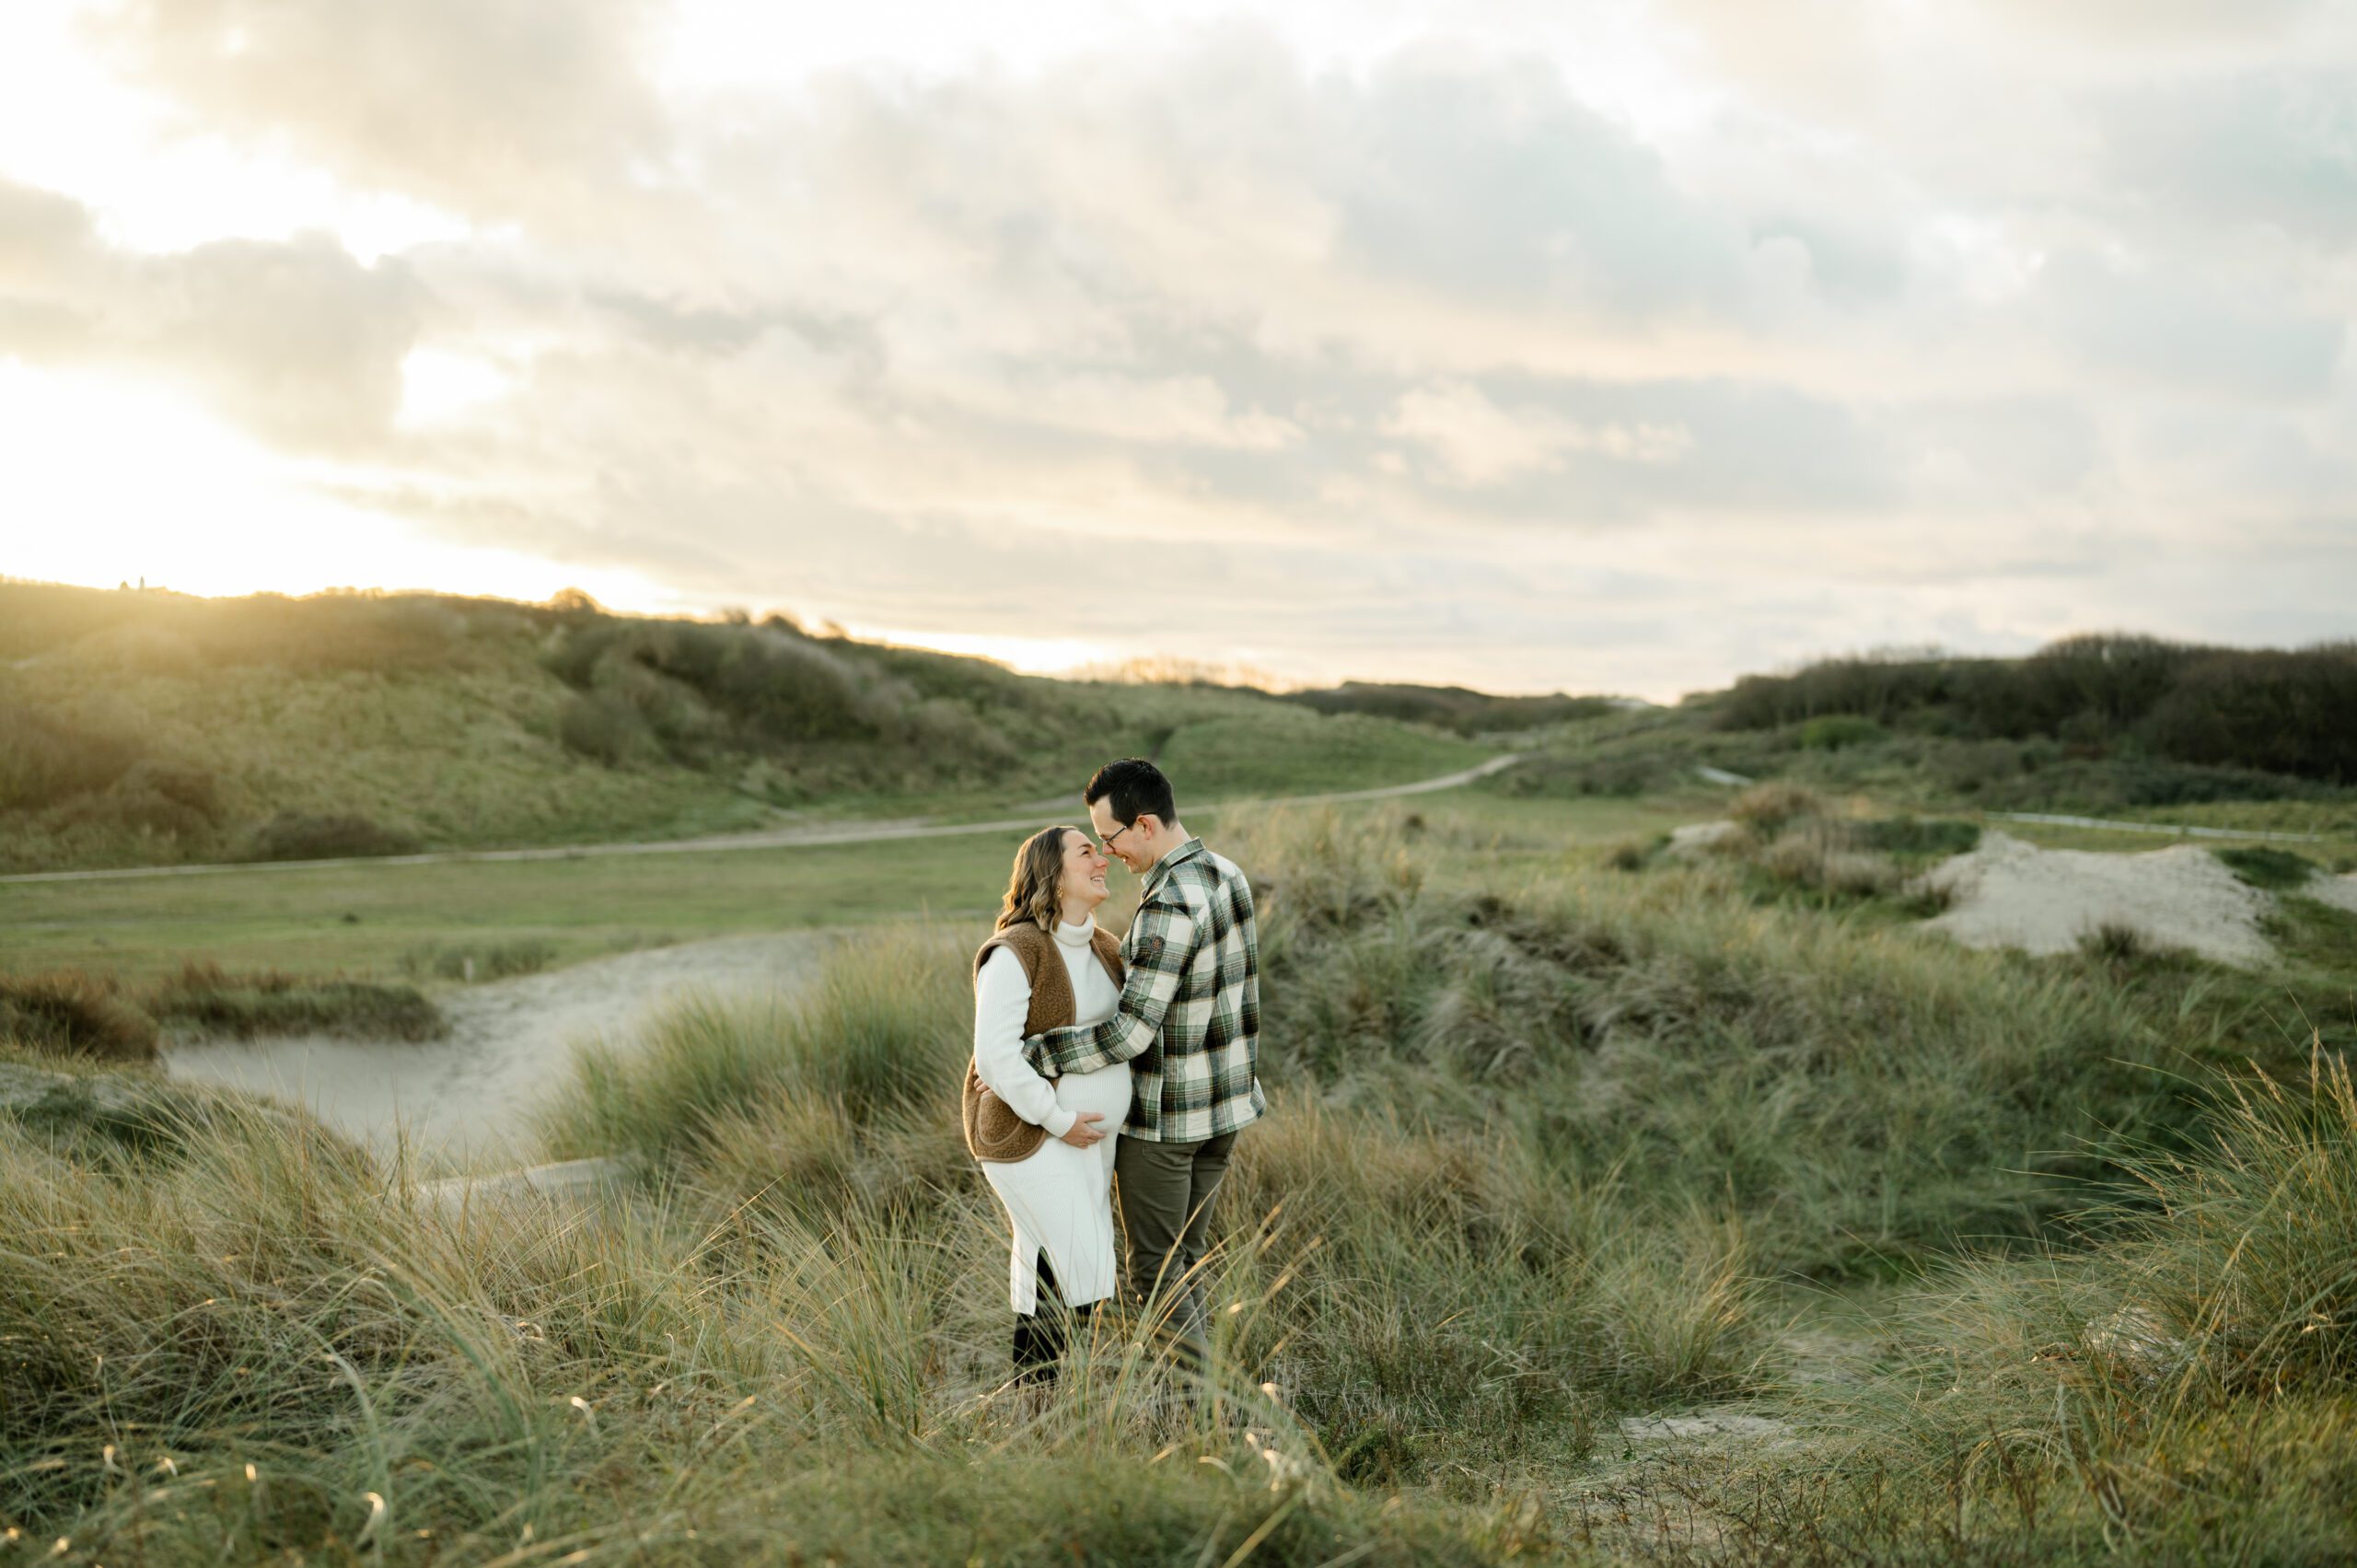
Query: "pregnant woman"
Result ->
[[967, 824, 1131, 1390]]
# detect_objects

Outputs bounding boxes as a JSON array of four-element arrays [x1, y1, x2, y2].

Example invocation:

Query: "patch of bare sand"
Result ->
[[2303, 870, 2357, 916], [1914, 830, 2276, 966], [1666, 819, 1742, 858]]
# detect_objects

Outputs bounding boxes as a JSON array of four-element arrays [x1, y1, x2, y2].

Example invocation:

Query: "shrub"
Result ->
[[1855, 816, 1980, 859], [1718, 649, 1963, 729], [1282, 683, 1618, 736], [556, 691, 650, 763], [1758, 825, 1902, 898], [0, 703, 143, 810], [2079, 919, 2148, 964], [2145, 645, 2357, 782], [1797, 714, 1887, 750], [2214, 845, 2319, 891], [1931, 736, 2029, 796], [1995, 631, 2205, 738], [0, 971, 160, 1061], [55, 759, 223, 840], [242, 811, 423, 862], [398, 937, 559, 982], [1603, 838, 1651, 872], [1728, 779, 1821, 834], [145, 962, 447, 1040]]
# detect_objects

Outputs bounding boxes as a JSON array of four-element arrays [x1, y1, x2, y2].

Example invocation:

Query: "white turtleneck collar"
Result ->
[[1053, 912, 1097, 948]]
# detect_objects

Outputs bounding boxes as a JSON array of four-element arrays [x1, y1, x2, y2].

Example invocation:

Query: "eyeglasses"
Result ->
[[1100, 819, 1136, 852]]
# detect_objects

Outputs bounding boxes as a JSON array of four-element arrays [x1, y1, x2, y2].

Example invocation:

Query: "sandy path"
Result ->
[[164, 932, 834, 1168]]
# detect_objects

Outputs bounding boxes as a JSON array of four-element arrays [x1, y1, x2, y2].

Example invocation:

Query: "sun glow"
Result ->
[[835, 624, 1112, 676], [0, 364, 674, 610]]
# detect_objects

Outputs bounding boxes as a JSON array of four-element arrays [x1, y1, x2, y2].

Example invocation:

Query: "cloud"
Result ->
[[1384, 380, 1691, 485], [0, 178, 421, 448], [2031, 246, 2345, 401], [2098, 69, 2357, 247], [7, 12, 2355, 695], [88, 0, 671, 226]]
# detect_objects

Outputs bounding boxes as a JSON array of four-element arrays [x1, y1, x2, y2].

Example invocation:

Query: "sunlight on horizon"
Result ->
[[0, 364, 683, 610]]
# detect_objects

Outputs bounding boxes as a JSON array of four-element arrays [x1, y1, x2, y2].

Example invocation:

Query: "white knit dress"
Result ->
[[972, 916, 1132, 1315]]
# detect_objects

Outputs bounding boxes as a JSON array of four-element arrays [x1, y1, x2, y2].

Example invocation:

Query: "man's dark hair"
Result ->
[[1086, 758, 1177, 829]]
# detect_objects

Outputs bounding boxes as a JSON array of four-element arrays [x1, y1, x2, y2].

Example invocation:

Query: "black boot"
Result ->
[[1013, 1253, 1094, 1388]]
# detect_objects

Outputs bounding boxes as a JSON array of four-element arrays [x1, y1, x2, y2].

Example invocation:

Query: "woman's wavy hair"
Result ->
[[996, 825, 1080, 933]]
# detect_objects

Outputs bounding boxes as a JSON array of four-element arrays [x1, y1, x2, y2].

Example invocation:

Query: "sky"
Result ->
[[0, 1, 2351, 701]]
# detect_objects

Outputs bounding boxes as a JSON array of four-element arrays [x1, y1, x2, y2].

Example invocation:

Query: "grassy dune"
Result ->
[[9, 802, 2355, 1562], [0, 582, 1491, 874]]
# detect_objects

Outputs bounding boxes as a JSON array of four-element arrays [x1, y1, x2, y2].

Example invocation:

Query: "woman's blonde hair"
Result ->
[[996, 825, 1080, 932]]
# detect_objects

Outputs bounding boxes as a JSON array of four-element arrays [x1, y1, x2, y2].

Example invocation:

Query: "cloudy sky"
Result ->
[[2, 1, 2351, 699]]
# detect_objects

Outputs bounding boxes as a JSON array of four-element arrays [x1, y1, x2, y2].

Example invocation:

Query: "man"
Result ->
[[1020, 757, 1263, 1373]]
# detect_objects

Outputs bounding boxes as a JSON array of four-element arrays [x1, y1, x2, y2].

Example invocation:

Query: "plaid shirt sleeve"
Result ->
[[1019, 897, 1199, 1077]]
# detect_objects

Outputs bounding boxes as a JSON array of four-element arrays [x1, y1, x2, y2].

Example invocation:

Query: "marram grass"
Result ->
[[7, 803, 2355, 1562]]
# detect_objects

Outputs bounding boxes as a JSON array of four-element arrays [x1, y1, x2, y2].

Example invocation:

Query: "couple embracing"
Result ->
[[962, 757, 1264, 1396]]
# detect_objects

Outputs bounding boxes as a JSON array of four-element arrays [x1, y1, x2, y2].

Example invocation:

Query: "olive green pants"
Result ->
[[1113, 1130, 1238, 1366]]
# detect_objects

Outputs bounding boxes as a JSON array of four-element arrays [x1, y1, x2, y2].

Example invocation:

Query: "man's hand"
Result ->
[[1060, 1111, 1107, 1148]]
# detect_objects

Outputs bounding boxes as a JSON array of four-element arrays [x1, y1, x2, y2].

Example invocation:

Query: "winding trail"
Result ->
[[1, 755, 1524, 887]]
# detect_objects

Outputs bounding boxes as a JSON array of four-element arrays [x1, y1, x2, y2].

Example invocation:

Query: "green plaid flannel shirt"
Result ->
[[1021, 837, 1265, 1143]]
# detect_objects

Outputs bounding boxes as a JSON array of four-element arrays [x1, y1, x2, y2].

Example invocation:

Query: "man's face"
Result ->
[[1088, 796, 1155, 875]]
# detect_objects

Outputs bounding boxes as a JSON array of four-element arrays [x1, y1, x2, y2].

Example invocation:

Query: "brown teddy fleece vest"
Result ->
[[965, 920, 1126, 1164]]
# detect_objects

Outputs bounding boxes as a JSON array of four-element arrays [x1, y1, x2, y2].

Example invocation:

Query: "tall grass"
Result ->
[[1228, 805, 2200, 1277], [1742, 1041, 2357, 1562], [9, 803, 2351, 1562], [0, 1077, 1495, 1564]]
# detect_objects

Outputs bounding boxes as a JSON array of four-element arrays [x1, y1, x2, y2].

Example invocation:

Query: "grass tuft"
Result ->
[[145, 960, 447, 1040], [0, 970, 160, 1059], [2214, 843, 2320, 891]]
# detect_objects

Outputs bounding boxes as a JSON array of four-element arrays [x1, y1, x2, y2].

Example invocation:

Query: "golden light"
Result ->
[[0, 362, 676, 610]]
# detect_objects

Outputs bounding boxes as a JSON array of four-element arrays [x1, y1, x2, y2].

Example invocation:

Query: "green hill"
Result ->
[[0, 583, 1492, 873], [1485, 633, 2357, 841]]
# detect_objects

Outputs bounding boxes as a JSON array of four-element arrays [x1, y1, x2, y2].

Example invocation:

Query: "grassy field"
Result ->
[[0, 792, 1692, 984], [6, 793, 2355, 1563]]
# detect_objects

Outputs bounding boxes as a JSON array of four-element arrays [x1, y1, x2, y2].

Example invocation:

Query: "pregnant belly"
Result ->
[[1055, 1063, 1132, 1124]]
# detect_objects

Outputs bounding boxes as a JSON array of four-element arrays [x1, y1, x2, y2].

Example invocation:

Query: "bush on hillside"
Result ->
[[0, 703, 144, 809], [1978, 631, 2204, 739], [2145, 645, 2357, 783], [1719, 648, 1965, 728], [0, 581, 156, 660], [556, 690, 653, 763], [548, 619, 922, 756], [1976, 755, 2323, 813], [0, 971, 161, 1061], [56, 759, 222, 839], [242, 811, 423, 862], [1283, 682, 1618, 736], [1797, 714, 1887, 750], [1716, 634, 2357, 785]]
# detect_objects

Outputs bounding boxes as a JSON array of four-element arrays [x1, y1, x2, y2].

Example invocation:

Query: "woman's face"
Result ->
[[1055, 828, 1110, 916]]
